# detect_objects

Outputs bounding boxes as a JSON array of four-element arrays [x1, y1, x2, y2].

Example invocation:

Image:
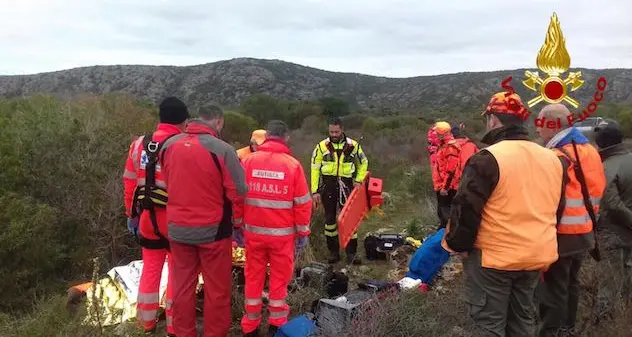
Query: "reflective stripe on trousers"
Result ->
[[244, 297, 263, 318], [324, 223, 357, 239], [136, 292, 160, 329], [165, 299, 173, 330], [268, 298, 290, 326], [242, 296, 264, 333]]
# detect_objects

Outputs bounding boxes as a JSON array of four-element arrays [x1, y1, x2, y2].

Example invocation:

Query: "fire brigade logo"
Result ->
[[521, 13, 584, 108], [500, 13, 607, 126]]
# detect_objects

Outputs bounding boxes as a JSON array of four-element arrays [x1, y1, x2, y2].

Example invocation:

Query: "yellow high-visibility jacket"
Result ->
[[310, 137, 368, 193]]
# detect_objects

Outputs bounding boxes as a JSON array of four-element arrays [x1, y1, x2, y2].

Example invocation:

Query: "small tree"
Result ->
[[240, 93, 288, 125], [319, 96, 350, 119], [222, 110, 259, 146]]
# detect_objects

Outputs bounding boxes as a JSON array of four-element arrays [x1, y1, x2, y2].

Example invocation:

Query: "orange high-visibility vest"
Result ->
[[477, 140, 562, 271], [237, 146, 253, 161], [553, 143, 606, 235]]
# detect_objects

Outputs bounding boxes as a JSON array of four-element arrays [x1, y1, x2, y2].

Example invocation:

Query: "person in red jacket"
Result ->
[[239, 120, 312, 337], [451, 123, 479, 169], [434, 121, 462, 229], [160, 105, 247, 337], [123, 96, 189, 336]]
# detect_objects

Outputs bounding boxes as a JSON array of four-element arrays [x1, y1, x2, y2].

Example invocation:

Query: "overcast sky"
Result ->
[[1, 0, 630, 77]]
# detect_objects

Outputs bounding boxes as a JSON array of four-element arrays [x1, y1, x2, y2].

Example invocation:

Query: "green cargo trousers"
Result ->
[[463, 249, 540, 337]]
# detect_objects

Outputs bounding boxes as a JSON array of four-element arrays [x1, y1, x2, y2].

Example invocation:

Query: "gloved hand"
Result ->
[[296, 236, 309, 251], [233, 227, 245, 247], [127, 217, 139, 236]]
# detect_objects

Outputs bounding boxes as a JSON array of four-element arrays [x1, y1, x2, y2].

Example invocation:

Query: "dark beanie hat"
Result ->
[[159, 97, 189, 124], [451, 124, 461, 137], [595, 119, 623, 149]]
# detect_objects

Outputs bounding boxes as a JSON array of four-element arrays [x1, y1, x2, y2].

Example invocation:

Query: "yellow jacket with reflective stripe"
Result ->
[[310, 137, 368, 193]]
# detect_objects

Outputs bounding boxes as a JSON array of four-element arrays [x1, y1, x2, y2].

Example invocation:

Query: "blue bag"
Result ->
[[405, 228, 450, 284], [275, 314, 318, 337]]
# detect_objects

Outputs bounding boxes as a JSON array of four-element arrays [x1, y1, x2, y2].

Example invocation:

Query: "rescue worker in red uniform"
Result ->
[[160, 105, 247, 337], [433, 121, 461, 229], [239, 120, 313, 337], [123, 96, 189, 336], [536, 104, 606, 337]]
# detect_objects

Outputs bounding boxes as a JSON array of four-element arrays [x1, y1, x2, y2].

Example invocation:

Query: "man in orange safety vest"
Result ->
[[536, 103, 606, 337]]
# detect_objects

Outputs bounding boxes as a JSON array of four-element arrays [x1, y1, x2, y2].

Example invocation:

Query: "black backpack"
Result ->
[[130, 133, 178, 250]]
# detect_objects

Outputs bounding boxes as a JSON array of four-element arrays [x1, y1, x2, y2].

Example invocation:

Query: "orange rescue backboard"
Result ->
[[337, 172, 384, 249]]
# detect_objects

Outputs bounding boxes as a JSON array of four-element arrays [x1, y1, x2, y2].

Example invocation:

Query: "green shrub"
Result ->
[[0, 193, 64, 312], [239, 93, 289, 124], [0, 94, 156, 311], [340, 114, 368, 130], [362, 117, 378, 134], [222, 110, 258, 146]]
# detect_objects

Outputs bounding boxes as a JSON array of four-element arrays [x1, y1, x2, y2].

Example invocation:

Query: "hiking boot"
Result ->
[[346, 254, 362, 265], [327, 252, 341, 264], [267, 325, 279, 337], [243, 329, 260, 337]]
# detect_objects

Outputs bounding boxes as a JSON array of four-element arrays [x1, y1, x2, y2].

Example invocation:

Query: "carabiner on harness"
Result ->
[[147, 141, 160, 153], [338, 178, 350, 206]]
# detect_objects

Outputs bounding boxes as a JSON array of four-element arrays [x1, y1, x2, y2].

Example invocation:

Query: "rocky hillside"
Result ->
[[0, 58, 631, 111]]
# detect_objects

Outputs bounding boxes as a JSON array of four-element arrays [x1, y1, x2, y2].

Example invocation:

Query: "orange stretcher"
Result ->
[[337, 172, 384, 249]]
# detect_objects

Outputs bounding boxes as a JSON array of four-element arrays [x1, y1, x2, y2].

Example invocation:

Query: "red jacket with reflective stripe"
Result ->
[[123, 123, 181, 239], [240, 139, 313, 239], [160, 120, 247, 245]]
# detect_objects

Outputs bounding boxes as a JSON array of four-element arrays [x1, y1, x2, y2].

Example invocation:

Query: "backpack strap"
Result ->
[[570, 140, 601, 261], [135, 132, 180, 250], [558, 142, 601, 261]]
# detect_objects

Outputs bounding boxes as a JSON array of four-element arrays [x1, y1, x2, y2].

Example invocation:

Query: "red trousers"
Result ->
[[241, 234, 295, 333], [137, 248, 174, 334], [171, 239, 232, 337]]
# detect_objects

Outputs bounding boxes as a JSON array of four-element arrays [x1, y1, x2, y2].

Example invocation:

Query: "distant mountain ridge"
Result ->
[[0, 58, 630, 112]]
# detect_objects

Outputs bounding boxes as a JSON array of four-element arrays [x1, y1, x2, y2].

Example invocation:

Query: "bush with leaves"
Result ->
[[222, 110, 259, 145]]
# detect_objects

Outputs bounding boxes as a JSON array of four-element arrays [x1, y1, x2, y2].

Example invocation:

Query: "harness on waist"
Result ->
[[131, 132, 178, 250]]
